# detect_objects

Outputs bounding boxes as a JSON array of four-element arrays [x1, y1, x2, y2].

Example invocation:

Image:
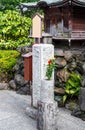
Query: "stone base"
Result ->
[[25, 107, 37, 120], [37, 101, 58, 130], [25, 105, 85, 130]]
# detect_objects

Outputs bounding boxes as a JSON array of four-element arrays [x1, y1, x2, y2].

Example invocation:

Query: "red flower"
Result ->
[[48, 59, 52, 64]]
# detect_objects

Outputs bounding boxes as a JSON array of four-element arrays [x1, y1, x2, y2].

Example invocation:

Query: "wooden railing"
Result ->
[[53, 31, 85, 40], [71, 31, 85, 39]]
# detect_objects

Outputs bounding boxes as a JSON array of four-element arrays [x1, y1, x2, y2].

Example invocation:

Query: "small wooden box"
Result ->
[[22, 52, 32, 81]]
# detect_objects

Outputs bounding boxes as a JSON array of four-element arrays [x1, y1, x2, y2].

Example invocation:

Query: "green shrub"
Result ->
[[63, 72, 81, 103], [0, 10, 32, 50], [0, 50, 20, 80]]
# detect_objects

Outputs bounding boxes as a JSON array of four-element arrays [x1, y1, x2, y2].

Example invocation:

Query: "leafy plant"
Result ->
[[0, 50, 20, 81], [63, 72, 81, 103], [0, 10, 32, 49], [46, 58, 56, 80]]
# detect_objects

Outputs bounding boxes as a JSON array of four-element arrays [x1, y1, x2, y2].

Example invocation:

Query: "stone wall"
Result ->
[[54, 48, 85, 87], [9, 46, 32, 95], [9, 46, 85, 96], [54, 48, 85, 105]]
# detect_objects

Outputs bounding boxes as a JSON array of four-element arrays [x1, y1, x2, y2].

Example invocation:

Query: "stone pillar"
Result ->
[[37, 79, 58, 130], [32, 44, 54, 108], [40, 79, 54, 103]]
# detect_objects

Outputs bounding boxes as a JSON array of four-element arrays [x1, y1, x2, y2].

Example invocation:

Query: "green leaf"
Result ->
[[69, 89, 75, 94], [64, 72, 81, 101], [66, 89, 70, 94], [63, 95, 67, 103], [68, 79, 75, 87], [0, 10, 32, 49]]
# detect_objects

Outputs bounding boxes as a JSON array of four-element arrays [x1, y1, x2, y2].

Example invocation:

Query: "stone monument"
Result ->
[[26, 44, 58, 130], [32, 44, 54, 108]]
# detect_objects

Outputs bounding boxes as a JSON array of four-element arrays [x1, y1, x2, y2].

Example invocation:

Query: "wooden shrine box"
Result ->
[[32, 13, 42, 38], [22, 52, 32, 81]]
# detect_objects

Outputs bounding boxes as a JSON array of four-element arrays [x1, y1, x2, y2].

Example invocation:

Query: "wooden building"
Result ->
[[20, 0, 85, 46]]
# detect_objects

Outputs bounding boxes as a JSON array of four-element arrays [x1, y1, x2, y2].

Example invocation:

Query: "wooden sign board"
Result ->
[[32, 13, 42, 38]]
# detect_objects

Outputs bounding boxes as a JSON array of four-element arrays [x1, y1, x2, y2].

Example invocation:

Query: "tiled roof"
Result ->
[[40, 0, 85, 4], [73, 0, 85, 7], [20, 0, 85, 10], [78, 0, 85, 2], [39, 0, 63, 4]]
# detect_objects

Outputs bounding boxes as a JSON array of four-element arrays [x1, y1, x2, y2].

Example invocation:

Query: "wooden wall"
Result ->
[[44, 6, 70, 35], [44, 5, 85, 39], [72, 7, 85, 31]]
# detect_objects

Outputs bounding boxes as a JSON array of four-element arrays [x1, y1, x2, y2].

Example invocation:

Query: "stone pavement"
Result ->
[[0, 90, 85, 130], [57, 108, 85, 130], [0, 90, 37, 130]]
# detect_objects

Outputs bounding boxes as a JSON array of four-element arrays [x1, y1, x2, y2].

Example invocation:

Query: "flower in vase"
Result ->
[[46, 57, 56, 80]]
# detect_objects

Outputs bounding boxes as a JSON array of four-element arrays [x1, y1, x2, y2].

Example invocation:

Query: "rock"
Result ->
[[76, 63, 83, 75], [71, 107, 83, 118], [55, 57, 67, 67], [23, 84, 30, 94], [72, 50, 81, 60], [19, 61, 24, 69], [54, 49, 64, 57], [54, 95, 64, 107], [64, 51, 73, 61], [65, 102, 78, 111], [67, 58, 73, 63], [79, 87, 85, 111], [16, 85, 21, 90], [81, 75, 85, 87], [17, 46, 32, 54], [17, 58, 23, 65], [0, 83, 9, 90], [9, 80, 16, 90], [13, 64, 19, 71], [16, 85, 30, 95], [21, 68, 24, 76], [78, 54, 85, 61], [57, 69, 70, 82], [71, 106, 85, 121], [68, 61, 77, 71], [14, 74, 27, 86], [82, 63, 85, 73], [55, 81, 65, 88], [54, 87, 65, 95]]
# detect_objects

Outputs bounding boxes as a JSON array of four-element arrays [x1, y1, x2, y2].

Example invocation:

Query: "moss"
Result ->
[[0, 50, 20, 81]]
